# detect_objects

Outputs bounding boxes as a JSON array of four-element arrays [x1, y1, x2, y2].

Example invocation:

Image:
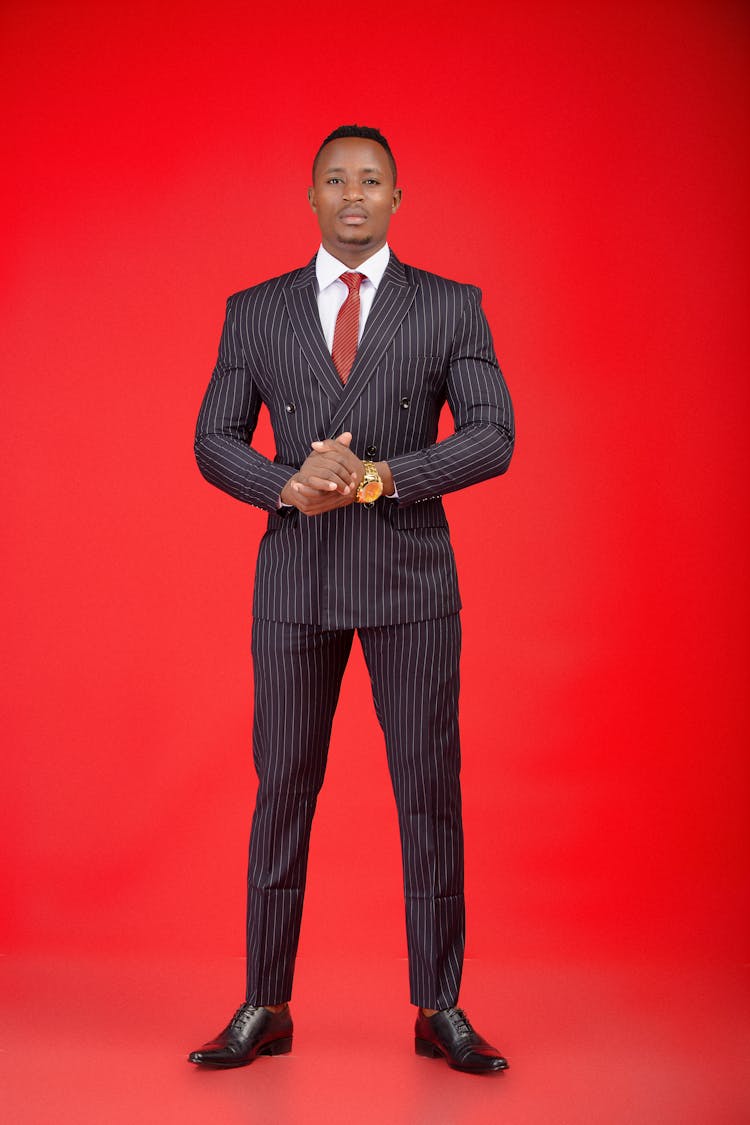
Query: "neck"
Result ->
[[324, 239, 385, 270]]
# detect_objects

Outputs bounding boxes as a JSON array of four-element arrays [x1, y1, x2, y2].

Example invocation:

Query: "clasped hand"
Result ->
[[280, 432, 364, 516]]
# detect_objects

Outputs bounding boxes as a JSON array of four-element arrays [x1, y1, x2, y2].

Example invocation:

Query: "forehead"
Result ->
[[315, 137, 391, 177]]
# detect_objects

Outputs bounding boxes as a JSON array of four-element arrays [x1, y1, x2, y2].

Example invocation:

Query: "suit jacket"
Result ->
[[195, 252, 514, 629]]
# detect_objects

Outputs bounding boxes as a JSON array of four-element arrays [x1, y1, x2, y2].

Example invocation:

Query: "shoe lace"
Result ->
[[229, 1004, 259, 1030], [446, 1007, 474, 1038]]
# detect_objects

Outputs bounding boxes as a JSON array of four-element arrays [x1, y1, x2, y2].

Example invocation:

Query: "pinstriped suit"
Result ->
[[195, 251, 514, 1008]]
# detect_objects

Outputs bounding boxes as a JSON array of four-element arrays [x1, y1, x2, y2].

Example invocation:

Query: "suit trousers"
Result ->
[[245, 614, 465, 1010]]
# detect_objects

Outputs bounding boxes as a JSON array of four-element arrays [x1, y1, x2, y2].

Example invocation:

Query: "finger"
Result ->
[[296, 476, 353, 497], [307, 448, 361, 475], [293, 480, 337, 496], [311, 431, 352, 452], [307, 474, 351, 493], [301, 456, 357, 486], [299, 467, 351, 489], [298, 491, 353, 515]]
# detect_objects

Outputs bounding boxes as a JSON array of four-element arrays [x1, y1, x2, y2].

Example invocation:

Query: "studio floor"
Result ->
[[1, 952, 747, 1124]]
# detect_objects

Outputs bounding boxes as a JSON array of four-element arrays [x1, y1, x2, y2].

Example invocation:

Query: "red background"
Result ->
[[3, 1, 748, 982]]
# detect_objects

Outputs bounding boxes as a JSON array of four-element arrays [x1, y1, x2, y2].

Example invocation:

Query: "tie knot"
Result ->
[[340, 272, 365, 293]]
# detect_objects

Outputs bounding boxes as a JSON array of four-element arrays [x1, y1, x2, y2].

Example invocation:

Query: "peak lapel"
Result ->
[[284, 258, 345, 403], [327, 254, 417, 435]]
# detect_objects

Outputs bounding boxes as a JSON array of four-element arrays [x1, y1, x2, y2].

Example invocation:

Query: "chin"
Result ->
[[338, 233, 372, 246]]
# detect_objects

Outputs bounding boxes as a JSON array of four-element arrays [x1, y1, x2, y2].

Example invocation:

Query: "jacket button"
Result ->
[[285, 403, 296, 413], [400, 397, 410, 409], [365, 445, 377, 458]]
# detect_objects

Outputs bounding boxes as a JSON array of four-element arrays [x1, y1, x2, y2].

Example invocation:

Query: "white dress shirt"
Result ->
[[315, 242, 391, 350]]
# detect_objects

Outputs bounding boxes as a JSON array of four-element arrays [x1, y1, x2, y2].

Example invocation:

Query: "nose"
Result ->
[[342, 181, 364, 201]]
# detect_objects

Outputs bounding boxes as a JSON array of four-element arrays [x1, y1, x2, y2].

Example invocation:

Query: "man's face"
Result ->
[[308, 137, 402, 264]]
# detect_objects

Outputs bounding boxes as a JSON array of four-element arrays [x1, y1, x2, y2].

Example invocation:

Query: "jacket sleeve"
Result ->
[[194, 294, 296, 512], [386, 286, 514, 505]]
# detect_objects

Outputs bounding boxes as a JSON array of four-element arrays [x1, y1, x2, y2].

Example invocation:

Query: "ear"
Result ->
[[307, 186, 317, 212], [391, 187, 403, 214]]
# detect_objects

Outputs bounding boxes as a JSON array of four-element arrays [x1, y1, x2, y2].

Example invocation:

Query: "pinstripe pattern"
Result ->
[[360, 615, 464, 1008], [247, 616, 463, 1009], [195, 253, 514, 629], [195, 251, 514, 1008], [246, 621, 354, 1004]]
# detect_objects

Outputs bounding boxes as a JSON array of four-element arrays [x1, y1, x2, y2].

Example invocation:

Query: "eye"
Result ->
[[327, 177, 343, 184], [363, 179, 380, 185]]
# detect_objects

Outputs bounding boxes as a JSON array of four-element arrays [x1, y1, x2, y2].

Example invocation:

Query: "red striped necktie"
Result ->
[[331, 272, 365, 383]]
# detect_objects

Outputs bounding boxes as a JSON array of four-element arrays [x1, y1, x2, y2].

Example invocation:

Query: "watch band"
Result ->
[[356, 461, 384, 505]]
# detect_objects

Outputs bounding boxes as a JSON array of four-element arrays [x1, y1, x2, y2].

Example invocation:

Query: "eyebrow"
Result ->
[[322, 166, 383, 174]]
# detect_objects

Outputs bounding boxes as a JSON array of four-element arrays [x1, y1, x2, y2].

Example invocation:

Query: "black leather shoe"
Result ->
[[188, 1003, 293, 1068], [415, 1007, 509, 1074]]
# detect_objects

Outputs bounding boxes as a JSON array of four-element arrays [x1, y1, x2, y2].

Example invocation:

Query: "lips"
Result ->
[[339, 210, 367, 224]]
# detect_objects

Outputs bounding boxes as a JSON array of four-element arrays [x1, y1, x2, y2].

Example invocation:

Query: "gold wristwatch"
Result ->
[[356, 461, 384, 504]]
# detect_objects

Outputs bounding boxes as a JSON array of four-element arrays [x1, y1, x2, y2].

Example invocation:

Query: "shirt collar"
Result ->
[[315, 243, 391, 292]]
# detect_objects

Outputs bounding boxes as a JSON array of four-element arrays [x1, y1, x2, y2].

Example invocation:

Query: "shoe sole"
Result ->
[[188, 1036, 293, 1068], [415, 1037, 508, 1074]]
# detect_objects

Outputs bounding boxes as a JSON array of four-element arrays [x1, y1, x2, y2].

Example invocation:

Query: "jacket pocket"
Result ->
[[385, 498, 448, 530]]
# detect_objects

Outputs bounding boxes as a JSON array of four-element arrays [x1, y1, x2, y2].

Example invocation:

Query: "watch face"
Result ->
[[360, 479, 383, 503]]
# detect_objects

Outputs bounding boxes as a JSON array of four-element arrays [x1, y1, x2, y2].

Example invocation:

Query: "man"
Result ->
[[190, 125, 514, 1074]]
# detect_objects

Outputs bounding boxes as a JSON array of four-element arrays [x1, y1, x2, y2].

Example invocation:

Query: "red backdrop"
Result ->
[[3, 1, 748, 972]]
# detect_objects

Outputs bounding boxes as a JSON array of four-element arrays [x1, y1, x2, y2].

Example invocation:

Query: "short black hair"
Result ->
[[312, 124, 397, 184]]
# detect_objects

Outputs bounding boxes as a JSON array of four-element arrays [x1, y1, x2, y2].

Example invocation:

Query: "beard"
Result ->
[[338, 231, 373, 245]]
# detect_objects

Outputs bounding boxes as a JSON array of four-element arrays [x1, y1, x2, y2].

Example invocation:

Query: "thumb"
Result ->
[[311, 431, 353, 452]]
